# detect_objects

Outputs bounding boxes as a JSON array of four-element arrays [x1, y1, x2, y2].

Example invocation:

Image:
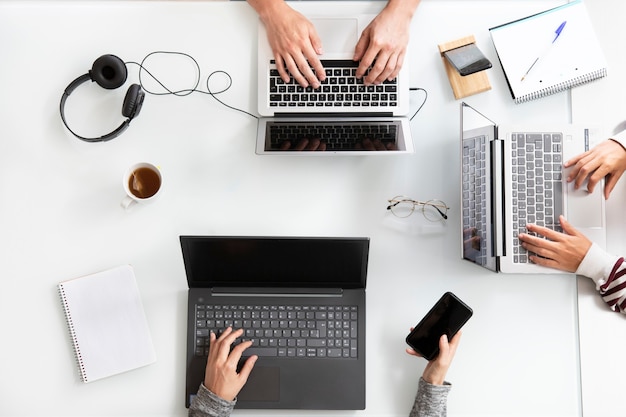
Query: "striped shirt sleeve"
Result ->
[[598, 258, 626, 313], [576, 243, 626, 314]]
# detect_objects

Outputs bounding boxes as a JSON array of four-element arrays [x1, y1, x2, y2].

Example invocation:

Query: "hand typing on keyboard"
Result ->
[[248, 0, 421, 88], [353, 2, 415, 85], [202, 327, 258, 402], [519, 215, 592, 272], [564, 139, 626, 200]]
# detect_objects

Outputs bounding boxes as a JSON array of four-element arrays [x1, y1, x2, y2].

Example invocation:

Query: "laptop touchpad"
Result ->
[[566, 180, 603, 228], [311, 18, 358, 54], [237, 366, 280, 402]]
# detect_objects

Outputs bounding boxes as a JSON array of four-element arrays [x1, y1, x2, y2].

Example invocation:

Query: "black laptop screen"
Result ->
[[180, 236, 369, 289]]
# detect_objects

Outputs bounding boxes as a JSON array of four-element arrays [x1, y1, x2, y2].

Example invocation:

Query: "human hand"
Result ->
[[252, 1, 325, 88], [564, 139, 626, 199], [353, 5, 412, 85], [203, 327, 258, 401], [406, 331, 462, 385], [518, 215, 592, 272]]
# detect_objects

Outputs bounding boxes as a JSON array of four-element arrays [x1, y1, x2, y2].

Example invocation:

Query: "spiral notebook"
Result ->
[[58, 265, 156, 383], [490, 0, 606, 104]]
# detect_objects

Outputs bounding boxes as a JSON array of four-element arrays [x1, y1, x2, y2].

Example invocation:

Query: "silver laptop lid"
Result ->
[[461, 103, 502, 271]]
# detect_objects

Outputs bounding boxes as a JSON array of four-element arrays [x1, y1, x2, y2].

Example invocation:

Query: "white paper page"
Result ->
[[59, 265, 156, 382], [490, 0, 606, 101]]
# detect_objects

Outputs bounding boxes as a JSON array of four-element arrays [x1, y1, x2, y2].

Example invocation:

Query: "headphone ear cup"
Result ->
[[122, 84, 145, 119], [91, 54, 127, 89]]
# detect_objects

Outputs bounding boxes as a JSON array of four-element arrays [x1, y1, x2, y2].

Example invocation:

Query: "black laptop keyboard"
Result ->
[[268, 59, 398, 108], [195, 304, 359, 359], [511, 132, 564, 263], [267, 121, 398, 151]]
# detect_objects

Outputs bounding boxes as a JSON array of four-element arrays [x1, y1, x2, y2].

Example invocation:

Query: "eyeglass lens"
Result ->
[[389, 200, 415, 218], [422, 200, 448, 221]]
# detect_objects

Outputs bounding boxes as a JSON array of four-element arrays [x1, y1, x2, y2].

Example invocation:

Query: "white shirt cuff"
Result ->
[[610, 130, 626, 150], [575, 242, 621, 289]]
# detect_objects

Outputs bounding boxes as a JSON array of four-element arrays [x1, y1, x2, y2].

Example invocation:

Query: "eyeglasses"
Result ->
[[386, 196, 449, 221]]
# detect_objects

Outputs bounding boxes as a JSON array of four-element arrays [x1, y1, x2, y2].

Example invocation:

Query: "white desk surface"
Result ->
[[0, 1, 598, 416], [571, 1, 626, 417]]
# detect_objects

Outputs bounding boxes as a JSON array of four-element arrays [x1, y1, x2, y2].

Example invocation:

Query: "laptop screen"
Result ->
[[180, 236, 369, 289], [461, 103, 498, 271]]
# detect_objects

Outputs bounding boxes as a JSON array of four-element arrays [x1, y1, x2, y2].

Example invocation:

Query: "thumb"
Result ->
[[438, 334, 449, 355], [605, 173, 622, 200], [238, 355, 257, 381], [559, 215, 579, 236]]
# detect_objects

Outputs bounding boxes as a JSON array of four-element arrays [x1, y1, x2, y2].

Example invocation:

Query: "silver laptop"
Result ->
[[256, 15, 414, 155], [180, 236, 368, 409], [461, 102, 606, 273]]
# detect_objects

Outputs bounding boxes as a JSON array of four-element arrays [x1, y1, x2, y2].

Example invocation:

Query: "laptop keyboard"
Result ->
[[268, 59, 398, 109], [267, 121, 398, 151], [462, 135, 489, 266], [194, 304, 359, 359], [511, 132, 564, 264]]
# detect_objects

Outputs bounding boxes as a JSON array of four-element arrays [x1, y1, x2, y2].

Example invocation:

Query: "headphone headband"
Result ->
[[59, 55, 144, 143]]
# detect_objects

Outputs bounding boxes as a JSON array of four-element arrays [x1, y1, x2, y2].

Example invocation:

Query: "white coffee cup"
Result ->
[[121, 162, 162, 210]]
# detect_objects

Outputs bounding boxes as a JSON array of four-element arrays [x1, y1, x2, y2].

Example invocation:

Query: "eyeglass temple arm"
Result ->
[[434, 205, 448, 220]]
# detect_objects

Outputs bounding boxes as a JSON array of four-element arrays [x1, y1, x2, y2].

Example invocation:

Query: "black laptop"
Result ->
[[180, 236, 369, 409]]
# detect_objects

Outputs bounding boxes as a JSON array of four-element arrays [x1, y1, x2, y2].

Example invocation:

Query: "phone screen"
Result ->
[[405, 292, 473, 360]]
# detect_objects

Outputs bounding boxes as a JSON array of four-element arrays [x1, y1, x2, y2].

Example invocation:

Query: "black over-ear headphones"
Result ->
[[60, 54, 145, 142]]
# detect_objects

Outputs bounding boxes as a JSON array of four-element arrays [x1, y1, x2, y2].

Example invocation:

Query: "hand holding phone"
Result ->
[[406, 292, 473, 360]]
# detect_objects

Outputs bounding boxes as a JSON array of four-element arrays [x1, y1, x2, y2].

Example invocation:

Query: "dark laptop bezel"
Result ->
[[180, 236, 369, 410]]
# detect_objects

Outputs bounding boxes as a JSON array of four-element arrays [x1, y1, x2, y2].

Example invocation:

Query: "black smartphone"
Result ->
[[405, 292, 473, 360], [444, 43, 492, 76]]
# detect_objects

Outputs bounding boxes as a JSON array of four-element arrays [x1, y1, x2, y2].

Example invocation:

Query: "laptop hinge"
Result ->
[[492, 135, 506, 257], [273, 112, 393, 118], [211, 287, 343, 297]]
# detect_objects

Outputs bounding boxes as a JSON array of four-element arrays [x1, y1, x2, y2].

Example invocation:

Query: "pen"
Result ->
[[520, 20, 567, 82]]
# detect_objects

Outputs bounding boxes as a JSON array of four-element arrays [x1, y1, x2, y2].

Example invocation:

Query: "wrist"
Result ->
[[384, 0, 421, 19], [248, 0, 289, 22], [422, 371, 445, 385]]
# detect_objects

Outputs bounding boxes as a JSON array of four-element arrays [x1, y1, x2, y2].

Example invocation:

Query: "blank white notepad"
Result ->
[[490, 0, 606, 103], [58, 265, 156, 383]]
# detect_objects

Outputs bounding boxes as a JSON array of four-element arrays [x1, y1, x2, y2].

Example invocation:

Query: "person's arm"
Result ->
[[564, 137, 626, 199], [189, 384, 236, 417], [189, 328, 258, 417], [406, 332, 462, 417], [576, 244, 626, 314], [354, 0, 421, 85], [247, 0, 325, 88], [519, 217, 626, 314]]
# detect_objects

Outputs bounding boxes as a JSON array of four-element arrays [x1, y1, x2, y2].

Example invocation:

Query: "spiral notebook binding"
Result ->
[[515, 68, 607, 104], [58, 285, 89, 382]]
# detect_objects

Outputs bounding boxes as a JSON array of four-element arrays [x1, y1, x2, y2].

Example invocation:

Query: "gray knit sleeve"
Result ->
[[409, 377, 451, 417], [188, 384, 236, 417]]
